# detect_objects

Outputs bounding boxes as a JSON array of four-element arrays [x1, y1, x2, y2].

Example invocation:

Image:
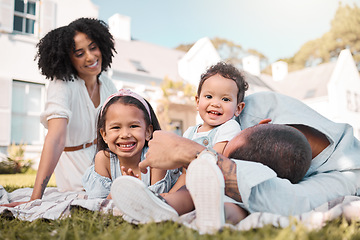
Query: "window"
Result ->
[[13, 0, 38, 35], [304, 89, 316, 99], [11, 80, 45, 145], [130, 60, 148, 73], [347, 90, 360, 112]]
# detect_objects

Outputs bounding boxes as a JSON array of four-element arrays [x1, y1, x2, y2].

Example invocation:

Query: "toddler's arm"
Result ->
[[212, 141, 228, 155]]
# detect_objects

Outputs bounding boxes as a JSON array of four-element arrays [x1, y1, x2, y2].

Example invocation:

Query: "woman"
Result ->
[[7, 18, 118, 206]]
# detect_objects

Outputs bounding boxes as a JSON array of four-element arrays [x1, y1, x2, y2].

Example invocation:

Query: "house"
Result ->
[[0, 0, 99, 160], [178, 37, 221, 86], [106, 13, 202, 135], [0, 1, 220, 164], [244, 50, 360, 139]]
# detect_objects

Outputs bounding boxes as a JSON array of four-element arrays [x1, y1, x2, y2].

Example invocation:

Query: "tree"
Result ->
[[156, 76, 196, 131], [328, 3, 360, 69], [285, 3, 360, 71], [175, 43, 194, 52], [175, 37, 269, 71]]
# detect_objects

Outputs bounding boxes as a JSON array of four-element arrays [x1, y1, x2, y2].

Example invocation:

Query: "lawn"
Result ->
[[1, 173, 360, 240], [0, 170, 56, 192]]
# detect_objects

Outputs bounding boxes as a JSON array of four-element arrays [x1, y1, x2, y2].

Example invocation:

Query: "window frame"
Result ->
[[12, 0, 40, 36], [11, 80, 45, 145], [346, 90, 360, 113]]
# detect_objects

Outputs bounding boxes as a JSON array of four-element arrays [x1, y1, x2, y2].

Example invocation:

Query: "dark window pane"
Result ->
[[26, 18, 35, 34], [14, 0, 24, 13], [27, 2, 36, 15], [13, 15, 23, 31]]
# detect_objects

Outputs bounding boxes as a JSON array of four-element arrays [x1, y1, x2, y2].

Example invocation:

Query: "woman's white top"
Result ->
[[40, 74, 117, 191]]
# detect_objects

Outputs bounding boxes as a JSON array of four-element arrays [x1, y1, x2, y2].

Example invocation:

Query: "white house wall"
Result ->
[[0, 35, 43, 82], [327, 49, 360, 139], [54, 0, 98, 27], [0, 33, 45, 150], [0, 0, 99, 159], [178, 37, 220, 86], [0, 77, 11, 146]]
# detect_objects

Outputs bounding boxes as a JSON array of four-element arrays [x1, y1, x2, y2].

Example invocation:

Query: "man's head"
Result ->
[[223, 124, 312, 183]]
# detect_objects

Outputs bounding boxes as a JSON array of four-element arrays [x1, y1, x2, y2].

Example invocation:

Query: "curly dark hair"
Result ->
[[198, 62, 249, 103], [35, 17, 116, 81]]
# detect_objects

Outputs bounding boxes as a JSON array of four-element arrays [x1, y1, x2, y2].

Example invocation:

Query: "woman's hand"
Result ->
[[1, 201, 29, 208]]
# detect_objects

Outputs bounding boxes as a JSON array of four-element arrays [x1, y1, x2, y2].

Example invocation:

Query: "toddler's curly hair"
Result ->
[[198, 62, 249, 103]]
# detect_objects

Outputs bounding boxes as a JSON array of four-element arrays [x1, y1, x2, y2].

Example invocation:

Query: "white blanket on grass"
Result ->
[[1, 185, 360, 231]]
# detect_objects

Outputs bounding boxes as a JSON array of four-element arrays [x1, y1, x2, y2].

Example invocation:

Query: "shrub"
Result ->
[[0, 143, 33, 174]]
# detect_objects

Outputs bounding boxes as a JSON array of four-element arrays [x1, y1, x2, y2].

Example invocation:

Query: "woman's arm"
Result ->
[[31, 118, 67, 200]]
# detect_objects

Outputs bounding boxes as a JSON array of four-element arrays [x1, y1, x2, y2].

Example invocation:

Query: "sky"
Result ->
[[92, 0, 360, 63]]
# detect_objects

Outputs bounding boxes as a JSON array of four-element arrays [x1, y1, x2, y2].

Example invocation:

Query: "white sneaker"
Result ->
[[111, 176, 178, 224], [186, 151, 225, 234]]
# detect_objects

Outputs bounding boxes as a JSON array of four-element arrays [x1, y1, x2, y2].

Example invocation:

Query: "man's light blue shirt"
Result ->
[[235, 91, 360, 215]]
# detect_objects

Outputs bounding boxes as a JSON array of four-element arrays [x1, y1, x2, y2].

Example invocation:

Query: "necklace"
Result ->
[[88, 80, 98, 100]]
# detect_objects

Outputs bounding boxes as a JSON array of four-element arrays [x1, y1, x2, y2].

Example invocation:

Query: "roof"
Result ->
[[111, 39, 185, 85], [262, 62, 336, 100], [242, 71, 274, 91]]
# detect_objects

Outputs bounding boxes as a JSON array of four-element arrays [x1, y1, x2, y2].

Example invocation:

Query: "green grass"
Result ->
[[0, 170, 56, 191], [1, 173, 360, 240]]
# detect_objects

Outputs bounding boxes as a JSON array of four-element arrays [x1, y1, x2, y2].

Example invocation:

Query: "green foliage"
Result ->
[[174, 37, 269, 71], [211, 37, 245, 68], [161, 76, 196, 99], [1, 184, 360, 240], [174, 3, 360, 74], [0, 171, 56, 189], [175, 43, 194, 52], [0, 143, 33, 174], [285, 3, 360, 71], [0, 207, 359, 240], [158, 76, 196, 131]]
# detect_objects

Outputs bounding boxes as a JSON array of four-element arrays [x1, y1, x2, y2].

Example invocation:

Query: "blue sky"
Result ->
[[92, 0, 359, 63]]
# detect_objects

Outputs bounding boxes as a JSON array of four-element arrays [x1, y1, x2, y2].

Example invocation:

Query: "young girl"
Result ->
[[82, 89, 180, 199]]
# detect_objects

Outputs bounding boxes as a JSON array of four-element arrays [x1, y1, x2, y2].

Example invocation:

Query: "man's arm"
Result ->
[[217, 154, 242, 202], [140, 131, 244, 201], [234, 159, 360, 215], [140, 131, 205, 173]]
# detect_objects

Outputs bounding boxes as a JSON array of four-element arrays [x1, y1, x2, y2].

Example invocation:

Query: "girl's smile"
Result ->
[[116, 141, 136, 151], [100, 102, 152, 162]]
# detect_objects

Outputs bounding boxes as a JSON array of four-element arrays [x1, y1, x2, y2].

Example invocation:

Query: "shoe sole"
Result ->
[[111, 176, 178, 223], [186, 154, 225, 234]]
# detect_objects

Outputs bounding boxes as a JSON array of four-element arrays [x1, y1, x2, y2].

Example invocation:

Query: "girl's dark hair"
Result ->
[[35, 17, 116, 81], [198, 62, 249, 103], [96, 96, 161, 153]]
